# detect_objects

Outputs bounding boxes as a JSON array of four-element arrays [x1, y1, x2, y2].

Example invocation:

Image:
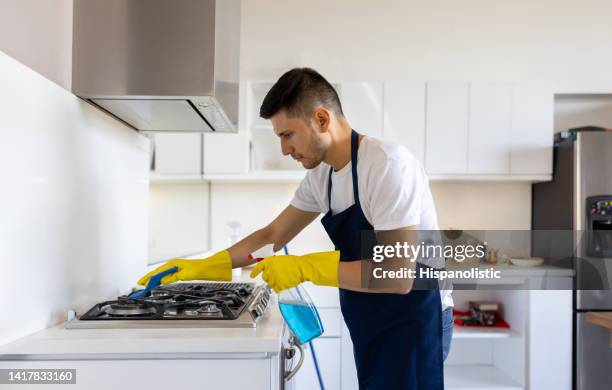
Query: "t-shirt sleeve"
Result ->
[[290, 172, 323, 213], [366, 156, 425, 230]]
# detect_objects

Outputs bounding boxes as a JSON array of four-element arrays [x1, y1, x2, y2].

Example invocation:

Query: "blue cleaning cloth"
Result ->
[[128, 266, 178, 300]]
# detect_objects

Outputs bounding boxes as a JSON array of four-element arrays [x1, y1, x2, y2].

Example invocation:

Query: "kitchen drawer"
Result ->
[[318, 308, 342, 338]]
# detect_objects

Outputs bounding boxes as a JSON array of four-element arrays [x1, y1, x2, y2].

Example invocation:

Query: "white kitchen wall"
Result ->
[[554, 95, 612, 132], [209, 183, 332, 254], [0, 51, 149, 346], [148, 183, 210, 263], [431, 182, 531, 230]]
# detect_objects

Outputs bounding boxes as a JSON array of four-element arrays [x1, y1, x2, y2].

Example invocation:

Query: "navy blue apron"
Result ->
[[321, 130, 443, 389]]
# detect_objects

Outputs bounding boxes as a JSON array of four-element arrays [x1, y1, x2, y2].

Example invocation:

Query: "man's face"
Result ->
[[270, 110, 328, 169]]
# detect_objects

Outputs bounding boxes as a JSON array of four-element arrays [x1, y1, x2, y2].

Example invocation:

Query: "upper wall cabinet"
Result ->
[[202, 132, 249, 174], [152, 133, 202, 175], [245, 81, 302, 172], [152, 80, 553, 183], [383, 82, 426, 164], [468, 82, 512, 174], [422, 81, 552, 178], [339, 82, 383, 138], [510, 84, 554, 175], [203, 81, 250, 174], [425, 82, 470, 174]]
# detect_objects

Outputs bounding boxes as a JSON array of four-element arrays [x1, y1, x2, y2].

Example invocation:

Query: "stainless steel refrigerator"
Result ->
[[532, 130, 612, 390]]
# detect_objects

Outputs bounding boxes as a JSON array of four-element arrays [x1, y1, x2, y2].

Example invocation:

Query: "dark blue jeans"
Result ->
[[442, 307, 453, 361]]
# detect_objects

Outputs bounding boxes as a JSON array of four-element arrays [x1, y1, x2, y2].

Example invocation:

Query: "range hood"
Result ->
[[72, 0, 240, 133]]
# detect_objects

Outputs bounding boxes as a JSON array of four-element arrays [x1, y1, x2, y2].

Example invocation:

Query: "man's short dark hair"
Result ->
[[259, 68, 343, 120]]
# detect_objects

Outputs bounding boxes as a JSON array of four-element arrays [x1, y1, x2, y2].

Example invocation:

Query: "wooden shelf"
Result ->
[[445, 365, 523, 390]]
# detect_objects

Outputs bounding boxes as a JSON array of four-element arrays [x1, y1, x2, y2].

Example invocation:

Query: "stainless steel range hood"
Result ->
[[72, 0, 240, 133]]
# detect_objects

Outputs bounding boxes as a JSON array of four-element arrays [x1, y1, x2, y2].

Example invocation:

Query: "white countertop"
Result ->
[[0, 273, 286, 360], [0, 307, 284, 359]]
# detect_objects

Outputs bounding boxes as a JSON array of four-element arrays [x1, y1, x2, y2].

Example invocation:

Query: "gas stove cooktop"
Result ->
[[65, 282, 271, 329]]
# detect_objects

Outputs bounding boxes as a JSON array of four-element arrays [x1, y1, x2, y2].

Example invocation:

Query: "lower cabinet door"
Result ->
[[292, 338, 341, 390], [340, 323, 359, 390], [0, 358, 271, 390]]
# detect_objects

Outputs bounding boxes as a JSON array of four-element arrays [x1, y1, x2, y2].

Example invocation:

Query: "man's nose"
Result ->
[[280, 138, 293, 156]]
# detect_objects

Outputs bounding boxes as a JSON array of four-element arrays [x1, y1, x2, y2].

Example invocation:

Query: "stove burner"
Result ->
[[183, 302, 221, 316], [164, 300, 223, 317], [101, 302, 157, 316], [150, 290, 173, 298], [199, 302, 221, 313]]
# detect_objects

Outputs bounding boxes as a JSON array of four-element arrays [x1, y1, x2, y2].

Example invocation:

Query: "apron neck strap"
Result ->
[[327, 129, 362, 211]]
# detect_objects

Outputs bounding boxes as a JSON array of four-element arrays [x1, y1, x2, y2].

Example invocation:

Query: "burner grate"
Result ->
[[79, 282, 258, 321]]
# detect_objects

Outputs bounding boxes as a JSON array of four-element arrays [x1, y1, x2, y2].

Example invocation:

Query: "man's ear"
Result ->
[[312, 107, 331, 132]]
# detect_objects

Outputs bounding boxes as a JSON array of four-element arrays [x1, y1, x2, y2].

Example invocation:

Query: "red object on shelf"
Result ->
[[452, 309, 511, 329]]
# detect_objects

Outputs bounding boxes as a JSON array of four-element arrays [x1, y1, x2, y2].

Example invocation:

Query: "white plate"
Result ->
[[510, 257, 544, 267]]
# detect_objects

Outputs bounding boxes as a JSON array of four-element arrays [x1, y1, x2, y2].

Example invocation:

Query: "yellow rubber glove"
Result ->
[[137, 250, 232, 286], [249, 251, 340, 293]]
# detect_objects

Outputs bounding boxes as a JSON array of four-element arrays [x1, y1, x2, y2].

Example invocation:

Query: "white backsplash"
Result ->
[[0, 51, 150, 346], [205, 181, 531, 256]]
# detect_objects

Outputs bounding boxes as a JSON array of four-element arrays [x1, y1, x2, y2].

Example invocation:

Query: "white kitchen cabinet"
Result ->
[[202, 132, 249, 174], [341, 322, 359, 390], [0, 358, 272, 390], [527, 288, 572, 390], [293, 338, 342, 390], [468, 82, 512, 174], [202, 81, 250, 174], [339, 81, 383, 137], [293, 283, 343, 390], [425, 82, 470, 174], [383, 81, 426, 164], [425, 81, 552, 178], [153, 133, 202, 174], [444, 274, 573, 390], [510, 83, 554, 175], [317, 308, 342, 338], [201, 79, 553, 183]]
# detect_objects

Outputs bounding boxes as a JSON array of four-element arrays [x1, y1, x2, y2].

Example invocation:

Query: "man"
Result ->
[[139, 68, 453, 389]]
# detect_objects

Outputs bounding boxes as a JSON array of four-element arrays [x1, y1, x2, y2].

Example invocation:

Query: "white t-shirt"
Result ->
[[291, 136, 453, 310]]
